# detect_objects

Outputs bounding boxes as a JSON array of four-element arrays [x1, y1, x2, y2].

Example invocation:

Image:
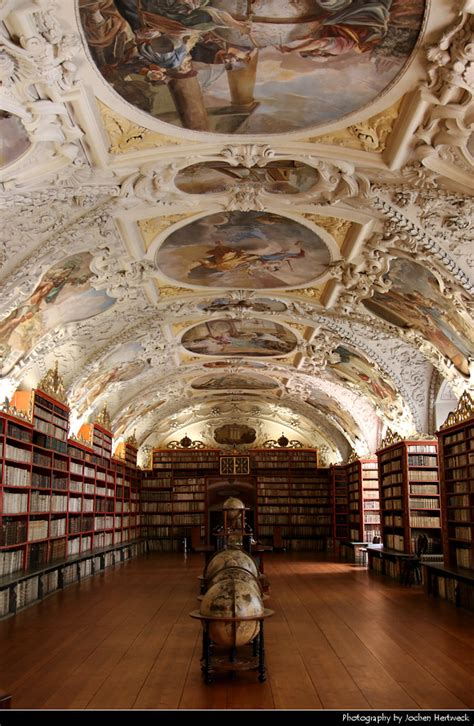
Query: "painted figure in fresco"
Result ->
[[189, 238, 306, 279], [75, 360, 148, 415], [182, 320, 295, 356], [79, 0, 425, 133], [280, 0, 422, 69], [0, 259, 88, 343], [280, 0, 392, 56], [330, 345, 398, 406], [79, 0, 137, 66], [366, 291, 472, 377], [0, 255, 115, 377], [176, 161, 321, 196], [364, 257, 473, 377]]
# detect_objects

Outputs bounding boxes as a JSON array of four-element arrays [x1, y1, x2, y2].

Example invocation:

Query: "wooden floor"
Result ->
[[1, 552, 474, 710]]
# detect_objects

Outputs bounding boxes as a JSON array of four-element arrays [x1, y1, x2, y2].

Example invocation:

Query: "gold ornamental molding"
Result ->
[[98, 102, 191, 155], [380, 427, 402, 448], [263, 433, 303, 449], [167, 434, 205, 449], [440, 391, 474, 430], [308, 99, 401, 153], [285, 286, 323, 301], [300, 213, 352, 248], [155, 282, 195, 299], [37, 361, 68, 405], [95, 403, 112, 430], [173, 321, 195, 333], [139, 213, 198, 250], [347, 448, 359, 463], [286, 322, 307, 336], [126, 430, 138, 446]]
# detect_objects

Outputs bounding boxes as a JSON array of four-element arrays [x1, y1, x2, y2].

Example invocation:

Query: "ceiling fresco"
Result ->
[[191, 373, 279, 390], [327, 345, 402, 415], [78, 0, 426, 134], [0, 253, 115, 377], [69, 341, 150, 415], [364, 258, 474, 377], [181, 319, 298, 356], [155, 211, 332, 289], [0, 0, 472, 462], [202, 361, 268, 369], [175, 161, 327, 195], [197, 297, 287, 314], [306, 397, 363, 443]]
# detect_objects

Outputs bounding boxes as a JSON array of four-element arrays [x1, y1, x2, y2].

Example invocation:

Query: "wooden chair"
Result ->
[[401, 534, 428, 586]]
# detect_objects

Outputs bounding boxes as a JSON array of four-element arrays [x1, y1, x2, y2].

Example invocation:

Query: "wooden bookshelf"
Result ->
[[0, 412, 34, 578], [347, 458, 380, 544], [78, 422, 113, 463], [331, 465, 349, 543], [367, 435, 443, 581], [377, 438, 442, 556], [141, 448, 330, 553], [253, 449, 331, 551], [140, 449, 219, 552], [1, 380, 142, 618], [422, 395, 474, 610], [113, 441, 138, 468], [438, 408, 474, 572]]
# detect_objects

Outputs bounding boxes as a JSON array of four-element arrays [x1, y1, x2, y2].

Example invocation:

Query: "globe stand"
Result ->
[[190, 610, 274, 684]]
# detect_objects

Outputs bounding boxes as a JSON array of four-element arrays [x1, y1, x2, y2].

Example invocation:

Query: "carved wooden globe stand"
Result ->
[[190, 574, 274, 684]]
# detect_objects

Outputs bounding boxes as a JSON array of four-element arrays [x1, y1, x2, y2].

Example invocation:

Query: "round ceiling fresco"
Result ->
[[155, 211, 331, 289], [78, 1, 426, 135], [181, 318, 297, 356]]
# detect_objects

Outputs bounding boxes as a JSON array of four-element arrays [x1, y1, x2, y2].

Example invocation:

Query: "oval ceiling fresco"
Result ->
[[175, 161, 322, 195], [155, 211, 331, 289], [181, 318, 297, 356], [78, 1, 426, 135], [191, 372, 279, 390]]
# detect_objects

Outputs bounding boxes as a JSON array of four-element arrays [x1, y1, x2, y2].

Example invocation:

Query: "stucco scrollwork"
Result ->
[[220, 144, 276, 169]]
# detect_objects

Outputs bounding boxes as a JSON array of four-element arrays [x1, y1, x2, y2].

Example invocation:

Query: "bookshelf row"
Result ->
[[0, 540, 145, 619], [141, 453, 332, 550], [1, 389, 140, 581]]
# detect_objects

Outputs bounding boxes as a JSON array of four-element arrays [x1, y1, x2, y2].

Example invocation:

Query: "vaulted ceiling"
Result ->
[[0, 0, 472, 465]]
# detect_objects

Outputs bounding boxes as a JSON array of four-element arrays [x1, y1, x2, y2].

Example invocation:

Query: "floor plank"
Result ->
[[1, 552, 473, 710]]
